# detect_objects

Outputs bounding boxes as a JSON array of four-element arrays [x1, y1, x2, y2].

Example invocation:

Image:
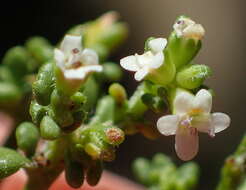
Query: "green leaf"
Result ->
[[65, 152, 84, 188], [16, 122, 39, 156], [176, 64, 212, 89], [25, 36, 53, 63], [86, 160, 103, 186], [32, 63, 55, 106], [0, 147, 29, 179], [40, 116, 61, 140]]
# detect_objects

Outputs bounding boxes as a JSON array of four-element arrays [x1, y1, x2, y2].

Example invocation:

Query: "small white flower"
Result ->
[[173, 17, 205, 40], [54, 35, 103, 80], [157, 89, 230, 161], [120, 38, 167, 81]]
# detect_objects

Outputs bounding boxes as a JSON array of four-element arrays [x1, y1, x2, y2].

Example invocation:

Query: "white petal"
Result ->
[[193, 89, 212, 113], [212, 112, 231, 133], [134, 68, 149, 81], [157, 115, 179, 136], [193, 114, 214, 136], [173, 90, 194, 115], [148, 38, 167, 53], [120, 56, 140, 71], [64, 65, 103, 79], [54, 49, 65, 69], [80, 49, 99, 65], [149, 52, 164, 69], [61, 35, 82, 55], [175, 127, 199, 161]]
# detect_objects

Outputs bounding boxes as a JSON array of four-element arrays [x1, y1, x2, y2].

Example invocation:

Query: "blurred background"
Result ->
[[0, 0, 245, 189]]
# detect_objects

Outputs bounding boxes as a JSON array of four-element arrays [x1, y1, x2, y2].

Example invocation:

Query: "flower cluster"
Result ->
[[120, 17, 230, 160]]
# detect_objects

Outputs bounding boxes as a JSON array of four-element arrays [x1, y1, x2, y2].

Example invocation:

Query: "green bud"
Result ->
[[33, 63, 55, 105], [16, 122, 39, 156], [25, 36, 53, 63], [0, 82, 22, 103], [70, 92, 87, 112], [90, 96, 115, 124], [65, 153, 84, 188], [109, 83, 127, 105], [102, 62, 123, 82], [2, 46, 31, 78], [132, 158, 150, 186], [29, 100, 47, 125], [40, 116, 61, 140], [176, 64, 212, 89], [0, 147, 29, 179], [86, 160, 103, 186]]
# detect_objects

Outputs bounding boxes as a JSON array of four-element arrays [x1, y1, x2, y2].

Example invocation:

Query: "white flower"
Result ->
[[54, 35, 103, 80], [173, 17, 205, 40], [120, 38, 167, 81], [157, 89, 230, 161]]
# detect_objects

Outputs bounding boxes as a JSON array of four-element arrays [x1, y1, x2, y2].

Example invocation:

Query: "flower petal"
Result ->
[[134, 68, 149, 81], [173, 90, 194, 115], [64, 65, 103, 79], [54, 49, 65, 69], [148, 38, 167, 53], [212, 112, 231, 133], [80, 49, 99, 65], [193, 89, 212, 113], [193, 114, 214, 137], [120, 56, 140, 71], [61, 35, 82, 55], [175, 127, 199, 161], [149, 52, 164, 69], [157, 115, 179, 136]]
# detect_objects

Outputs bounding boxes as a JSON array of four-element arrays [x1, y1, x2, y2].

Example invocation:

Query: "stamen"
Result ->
[[72, 48, 80, 54], [72, 61, 82, 68]]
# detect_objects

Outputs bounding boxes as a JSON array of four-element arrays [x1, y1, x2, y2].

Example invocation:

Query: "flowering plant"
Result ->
[[0, 12, 242, 190]]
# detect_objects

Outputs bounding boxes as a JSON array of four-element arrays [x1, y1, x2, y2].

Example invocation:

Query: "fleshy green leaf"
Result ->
[[0, 147, 29, 179], [176, 64, 212, 89]]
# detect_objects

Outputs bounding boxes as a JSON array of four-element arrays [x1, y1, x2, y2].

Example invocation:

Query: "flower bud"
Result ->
[[102, 62, 123, 82], [176, 64, 212, 89], [25, 36, 53, 64], [16, 122, 39, 156], [40, 116, 61, 140], [0, 147, 29, 179], [108, 83, 127, 105], [165, 16, 204, 69]]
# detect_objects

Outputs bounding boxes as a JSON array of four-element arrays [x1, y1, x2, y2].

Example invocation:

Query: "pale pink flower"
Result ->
[[157, 89, 230, 161]]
